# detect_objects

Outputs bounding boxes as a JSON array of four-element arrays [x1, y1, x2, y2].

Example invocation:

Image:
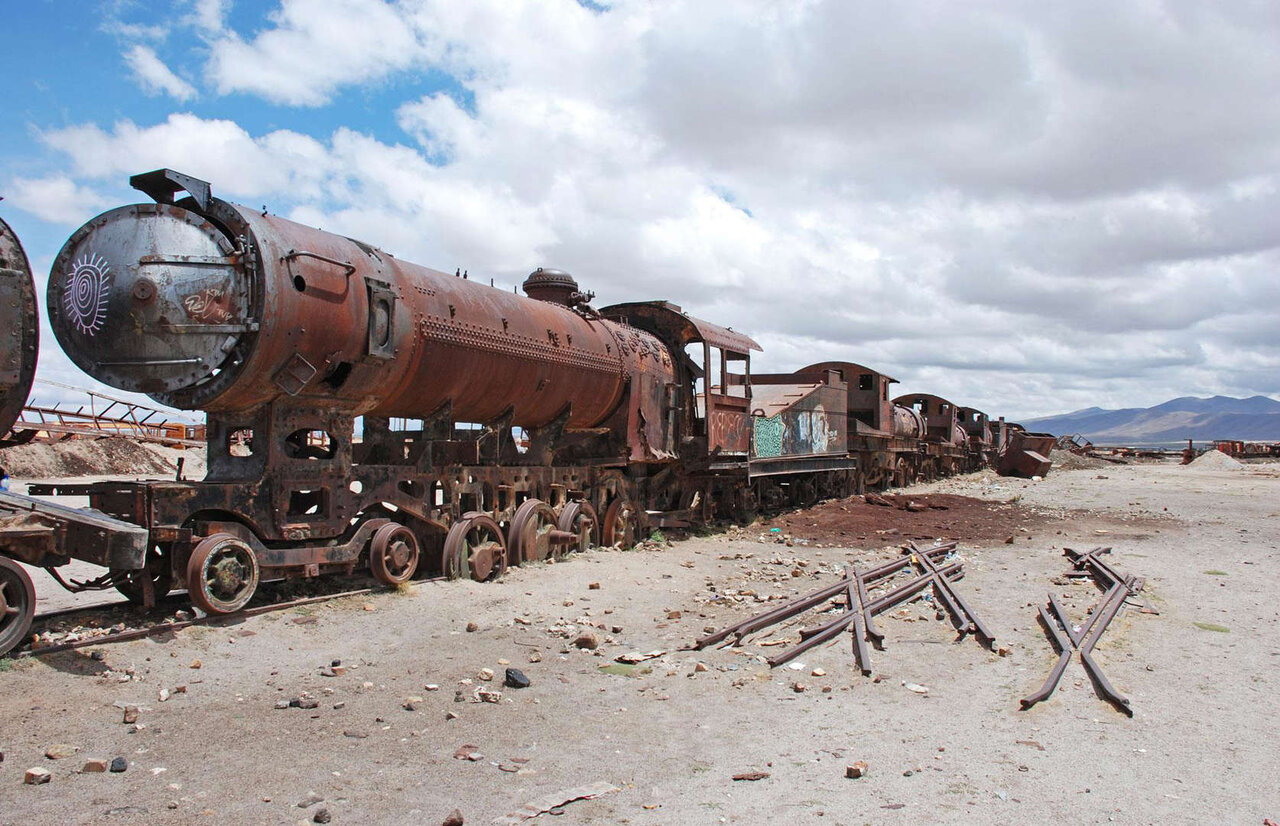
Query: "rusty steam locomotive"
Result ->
[[0, 170, 1052, 654]]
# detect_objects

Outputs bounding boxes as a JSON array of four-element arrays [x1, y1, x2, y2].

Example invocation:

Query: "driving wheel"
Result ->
[[369, 522, 420, 585], [556, 500, 598, 555], [601, 499, 638, 549], [443, 512, 508, 582], [507, 499, 559, 564]]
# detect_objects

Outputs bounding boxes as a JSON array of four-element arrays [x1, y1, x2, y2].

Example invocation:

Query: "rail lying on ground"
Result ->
[[694, 540, 995, 675]]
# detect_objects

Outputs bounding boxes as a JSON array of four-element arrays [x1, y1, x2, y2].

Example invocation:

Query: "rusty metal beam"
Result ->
[[1021, 578, 1133, 716], [846, 567, 872, 676]]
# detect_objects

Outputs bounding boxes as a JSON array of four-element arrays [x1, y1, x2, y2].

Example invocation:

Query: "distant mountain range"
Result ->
[[1023, 395, 1280, 444]]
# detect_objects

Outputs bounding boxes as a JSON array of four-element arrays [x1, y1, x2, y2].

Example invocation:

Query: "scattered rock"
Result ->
[[478, 668, 495, 681], [996, 646, 1012, 658], [82, 759, 108, 773], [845, 761, 868, 779], [731, 771, 770, 781], [476, 688, 502, 704], [903, 682, 929, 695], [694, 662, 709, 673], [504, 668, 531, 689], [666, 610, 682, 620], [572, 631, 599, 650], [109, 757, 128, 773], [189, 659, 202, 669], [792, 682, 807, 693], [453, 745, 483, 761], [528, 651, 543, 663], [24, 767, 51, 785], [274, 700, 291, 710], [313, 807, 332, 823], [158, 688, 170, 702], [811, 668, 826, 677], [588, 582, 601, 590], [298, 792, 324, 808], [44, 744, 78, 760], [615, 650, 666, 664], [466, 622, 479, 633], [442, 809, 465, 826], [122, 705, 139, 724], [403, 696, 424, 711]]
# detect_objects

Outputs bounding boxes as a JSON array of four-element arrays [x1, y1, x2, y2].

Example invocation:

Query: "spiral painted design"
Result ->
[[64, 253, 112, 336]]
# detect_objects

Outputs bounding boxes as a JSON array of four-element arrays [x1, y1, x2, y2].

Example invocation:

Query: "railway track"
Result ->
[[13, 575, 411, 659]]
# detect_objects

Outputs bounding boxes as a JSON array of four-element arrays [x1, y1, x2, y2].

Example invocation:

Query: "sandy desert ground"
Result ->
[[1, 457, 1278, 825]]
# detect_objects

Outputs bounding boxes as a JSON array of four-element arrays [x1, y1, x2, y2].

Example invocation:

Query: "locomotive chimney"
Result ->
[[522, 268, 581, 306]]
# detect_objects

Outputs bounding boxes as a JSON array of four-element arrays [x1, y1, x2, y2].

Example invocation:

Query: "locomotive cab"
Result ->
[[599, 301, 760, 459]]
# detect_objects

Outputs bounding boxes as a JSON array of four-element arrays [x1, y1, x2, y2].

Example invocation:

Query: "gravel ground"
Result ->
[[1, 460, 1278, 825]]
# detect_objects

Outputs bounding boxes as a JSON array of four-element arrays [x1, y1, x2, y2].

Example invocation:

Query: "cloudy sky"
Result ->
[[4, 0, 1279, 420]]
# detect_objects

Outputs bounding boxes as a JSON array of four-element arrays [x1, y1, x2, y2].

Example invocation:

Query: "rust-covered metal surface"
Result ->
[[0, 216, 39, 438], [894, 393, 963, 446], [997, 428, 1056, 477]]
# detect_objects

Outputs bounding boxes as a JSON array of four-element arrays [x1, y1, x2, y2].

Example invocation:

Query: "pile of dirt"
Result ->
[[759, 492, 1049, 547], [1049, 448, 1108, 470], [0, 438, 180, 479], [1188, 449, 1245, 470]]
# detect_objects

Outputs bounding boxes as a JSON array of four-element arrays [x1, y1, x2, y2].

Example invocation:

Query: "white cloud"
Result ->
[[4, 176, 111, 226], [124, 45, 198, 101], [28, 0, 1280, 418], [206, 0, 422, 106]]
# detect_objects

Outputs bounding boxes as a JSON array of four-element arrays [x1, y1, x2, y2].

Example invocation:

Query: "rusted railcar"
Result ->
[[996, 424, 1056, 477], [753, 362, 930, 488], [893, 393, 970, 480], [957, 406, 994, 471]]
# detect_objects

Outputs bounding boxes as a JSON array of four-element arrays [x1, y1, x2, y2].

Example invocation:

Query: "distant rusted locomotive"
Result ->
[[0, 168, 1041, 651]]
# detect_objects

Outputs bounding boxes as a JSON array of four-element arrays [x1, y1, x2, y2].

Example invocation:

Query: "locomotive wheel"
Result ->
[[556, 500, 599, 555], [0, 557, 36, 656], [369, 522, 420, 586], [114, 545, 174, 606], [793, 478, 819, 509], [186, 533, 260, 615], [508, 499, 560, 564], [443, 512, 507, 582], [601, 499, 638, 549]]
